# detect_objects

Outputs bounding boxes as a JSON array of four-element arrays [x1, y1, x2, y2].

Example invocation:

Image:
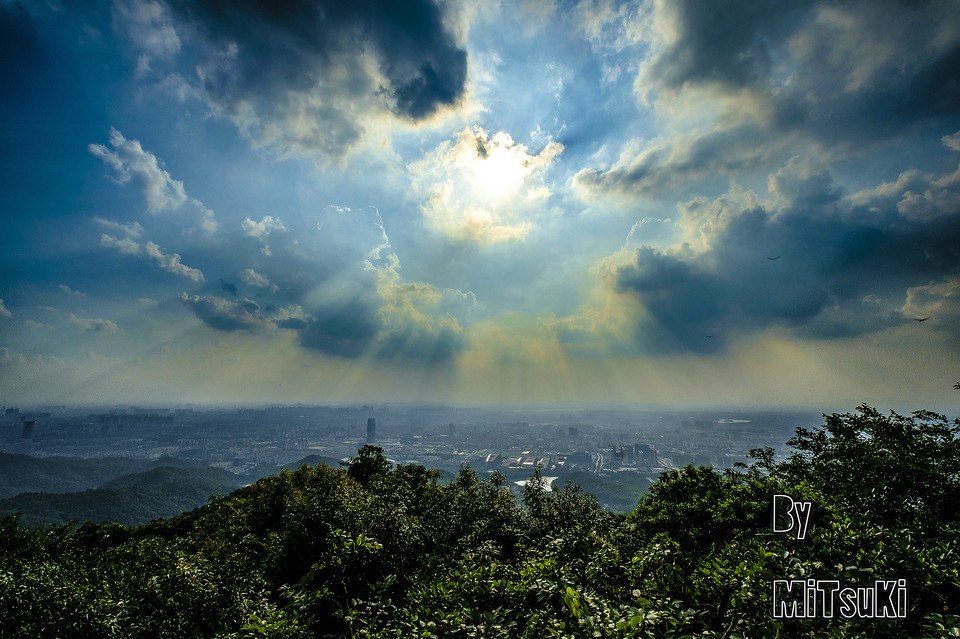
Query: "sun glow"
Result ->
[[408, 126, 563, 244]]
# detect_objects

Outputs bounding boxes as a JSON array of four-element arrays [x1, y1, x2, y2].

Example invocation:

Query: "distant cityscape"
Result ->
[[1, 404, 823, 488]]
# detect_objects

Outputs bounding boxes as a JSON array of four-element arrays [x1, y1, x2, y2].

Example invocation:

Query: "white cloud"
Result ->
[[143, 241, 204, 281], [241, 215, 286, 240], [0, 298, 11, 319], [240, 268, 269, 287], [66, 313, 122, 334], [944, 131, 960, 152], [364, 252, 475, 363], [849, 162, 960, 223], [100, 233, 142, 255], [57, 284, 87, 296], [89, 128, 187, 212], [242, 215, 286, 256], [112, 0, 181, 61], [407, 126, 563, 244], [94, 217, 144, 239], [901, 276, 960, 330], [89, 128, 217, 233], [100, 234, 204, 282], [240, 268, 279, 293]]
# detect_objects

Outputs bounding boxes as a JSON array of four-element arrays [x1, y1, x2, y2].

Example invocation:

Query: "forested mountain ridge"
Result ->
[[0, 453, 183, 499], [0, 465, 244, 527], [1, 405, 958, 638]]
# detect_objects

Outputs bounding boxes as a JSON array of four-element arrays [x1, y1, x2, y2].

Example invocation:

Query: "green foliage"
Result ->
[[760, 404, 960, 533], [558, 470, 652, 512], [2, 405, 959, 638], [342, 445, 392, 486]]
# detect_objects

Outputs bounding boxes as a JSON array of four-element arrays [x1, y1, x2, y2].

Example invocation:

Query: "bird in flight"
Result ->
[[914, 317, 930, 322], [954, 381, 960, 390], [767, 255, 781, 261]]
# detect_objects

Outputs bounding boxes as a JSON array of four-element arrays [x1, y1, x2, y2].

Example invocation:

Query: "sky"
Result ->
[[1, 0, 960, 411]]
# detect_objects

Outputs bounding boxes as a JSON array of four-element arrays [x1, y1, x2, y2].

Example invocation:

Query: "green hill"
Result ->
[[0, 465, 242, 527], [0, 453, 164, 499]]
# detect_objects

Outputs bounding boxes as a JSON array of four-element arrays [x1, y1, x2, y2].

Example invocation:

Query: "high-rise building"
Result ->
[[634, 444, 658, 467], [23, 420, 35, 439], [366, 417, 376, 444]]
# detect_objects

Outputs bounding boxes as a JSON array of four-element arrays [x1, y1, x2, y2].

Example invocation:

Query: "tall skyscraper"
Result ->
[[366, 417, 376, 444]]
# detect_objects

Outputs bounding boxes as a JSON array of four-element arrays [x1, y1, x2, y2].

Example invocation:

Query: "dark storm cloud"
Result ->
[[647, 0, 960, 143], [648, 0, 813, 90], [153, 0, 466, 156], [608, 160, 960, 353], [297, 301, 380, 359], [295, 291, 469, 365], [613, 247, 725, 354]]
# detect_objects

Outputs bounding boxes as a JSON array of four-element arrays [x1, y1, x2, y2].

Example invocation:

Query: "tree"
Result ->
[[758, 404, 960, 532], [342, 446, 391, 487]]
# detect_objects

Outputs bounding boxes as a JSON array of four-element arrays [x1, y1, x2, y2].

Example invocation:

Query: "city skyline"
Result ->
[[2, 1, 960, 411]]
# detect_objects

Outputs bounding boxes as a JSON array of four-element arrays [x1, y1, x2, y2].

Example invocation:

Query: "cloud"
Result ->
[[368, 253, 474, 363], [94, 217, 144, 239], [219, 279, 239, 298], [101, 234, 205, 281], [573, 0, 648, 51], [639, 0, 960, 134], [640, 0, 805, 92], [0, 298, 11, 319], [573, 122, 787, 198], [575, 1, 960, 202], [100, 233, 142, 255], [66, 313, 122, 334], [408, 125, 563, 244], [143, 241, 204, 281], [270, 304, 311, 330], [179, 293, 266, 332], [57, 284, 87, 296], [174, 204, 477, 365], [114, 0, 468, 159], [561, 157, 960, 355], [297, 301, 381, 358], [89, 128, 217, 232], [240, 267, 278, 292], [847, 137, 960, 223], [241, 215, 286, 240], [112, 0, 181, 64], [901, 276, 960, 335], [89, 127, 186, 211], [294, 211, 474, 363], [624, 217, 676, 248], [179, 290, 315, 334], [241, 215, 286, 256]]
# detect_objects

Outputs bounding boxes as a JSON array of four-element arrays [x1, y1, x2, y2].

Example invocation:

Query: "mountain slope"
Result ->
[[0, 465, 242, 527]]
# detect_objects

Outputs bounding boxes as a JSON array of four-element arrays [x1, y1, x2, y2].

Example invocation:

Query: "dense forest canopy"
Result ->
[[1, 405, 959, 638]]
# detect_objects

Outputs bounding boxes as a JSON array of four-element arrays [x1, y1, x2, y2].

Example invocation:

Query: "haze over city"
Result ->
[[2, 0, 960, 412]]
